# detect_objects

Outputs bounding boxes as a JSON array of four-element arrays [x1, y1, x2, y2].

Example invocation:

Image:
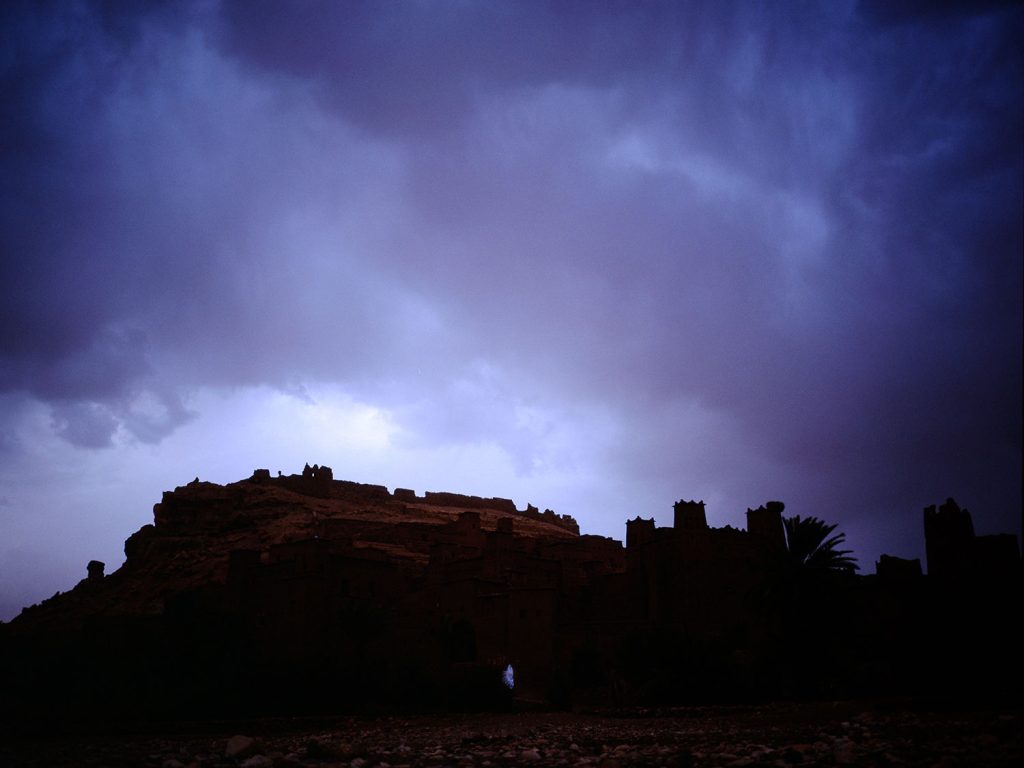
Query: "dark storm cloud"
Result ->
[[858, 0, 1021, 27], [1, 0, 1020, 566], [216, 0, 1021, 533], [219, 0, 684, 136], [0, 0, 191, 442], [0, 0, 421, 441]]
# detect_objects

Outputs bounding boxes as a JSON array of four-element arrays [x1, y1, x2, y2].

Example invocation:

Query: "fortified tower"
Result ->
[[673, 499, 708, 531], [746, 500, 786, 551], [626, 516, 656, 548], [924, 498, 975, 579]]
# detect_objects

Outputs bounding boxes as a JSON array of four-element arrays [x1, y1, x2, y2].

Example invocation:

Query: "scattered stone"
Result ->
[[225, 735, 257, 759], [833, 739, 857, 764], [2, 704, 1019, 768], [306, 738, 350, 759]]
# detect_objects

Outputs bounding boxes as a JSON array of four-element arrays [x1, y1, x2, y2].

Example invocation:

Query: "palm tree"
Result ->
[[783, 515, 859, 573]]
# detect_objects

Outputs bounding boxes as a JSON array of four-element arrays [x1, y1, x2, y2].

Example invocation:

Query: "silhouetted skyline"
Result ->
[[1, 0, 1021, 621], [5, 466, 1018, 716]]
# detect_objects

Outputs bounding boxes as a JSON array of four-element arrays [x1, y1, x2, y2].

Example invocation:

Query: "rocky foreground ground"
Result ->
[[3, 701, 1020, 768]]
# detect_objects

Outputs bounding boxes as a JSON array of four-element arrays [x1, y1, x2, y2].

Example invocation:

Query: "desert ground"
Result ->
[[3, 700, 1019, 768]]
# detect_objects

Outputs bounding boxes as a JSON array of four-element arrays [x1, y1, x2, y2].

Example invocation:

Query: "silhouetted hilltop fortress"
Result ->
[[1, 466, 1020, 718]]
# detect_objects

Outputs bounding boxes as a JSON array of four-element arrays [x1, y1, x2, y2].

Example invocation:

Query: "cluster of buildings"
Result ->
[[3, 466, 1019, 714]]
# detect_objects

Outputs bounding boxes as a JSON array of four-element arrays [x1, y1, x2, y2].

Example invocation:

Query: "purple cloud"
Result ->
[[0, 0, 1020, 618]]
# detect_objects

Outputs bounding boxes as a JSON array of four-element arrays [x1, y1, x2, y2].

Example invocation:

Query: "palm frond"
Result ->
[[783, 515, 859, 572]]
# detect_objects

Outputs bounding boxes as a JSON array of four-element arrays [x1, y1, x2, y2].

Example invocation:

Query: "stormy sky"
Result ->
[[1, 0, 1021, 620]]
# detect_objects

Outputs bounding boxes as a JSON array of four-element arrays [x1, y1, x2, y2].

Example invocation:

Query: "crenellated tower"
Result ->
[[626, 516, 656, 548], [673, 499, 708, 531], [924, 497, 975, 579], [746, 500, 786, 551]]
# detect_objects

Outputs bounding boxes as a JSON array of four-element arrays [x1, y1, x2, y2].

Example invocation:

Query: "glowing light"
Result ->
[[502, 664, 514, 689]]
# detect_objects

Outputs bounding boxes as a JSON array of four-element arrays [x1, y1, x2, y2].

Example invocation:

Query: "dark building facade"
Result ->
[[1, 470, 1020, 718]]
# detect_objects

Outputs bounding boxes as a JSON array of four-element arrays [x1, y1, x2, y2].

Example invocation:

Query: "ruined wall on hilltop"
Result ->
[[13, 462, 1024, 716], [152, 479, 242, 531]]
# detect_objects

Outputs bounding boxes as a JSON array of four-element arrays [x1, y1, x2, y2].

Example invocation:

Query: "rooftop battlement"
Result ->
[[626, 498, 786, 551], [7, 470, 1021, 718], [154, 465, 581, 536]]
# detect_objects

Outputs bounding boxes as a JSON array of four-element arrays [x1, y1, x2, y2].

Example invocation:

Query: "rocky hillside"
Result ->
[[3, 465, 1018, 720], [7, 464, 580, 632]]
